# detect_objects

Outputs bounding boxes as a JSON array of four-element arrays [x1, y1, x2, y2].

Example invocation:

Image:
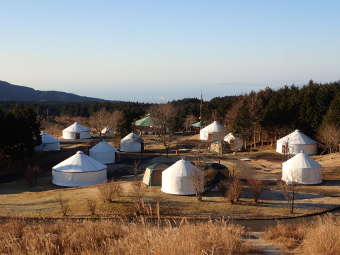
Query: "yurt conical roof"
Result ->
[[53, 151, 106, 172], [224, 132, 236, 142], [201, 121, 224, 133], [121, 132, 143, 143], [162, 159, 200, 177], [90, 141, 117, 153], [63, 122, 90, 132], [41, 132, 59, 144], [192, 121, 202, 128], [135, 114, 153, 127], [282, 152, 320, 169], [277, 130, 316, 145]]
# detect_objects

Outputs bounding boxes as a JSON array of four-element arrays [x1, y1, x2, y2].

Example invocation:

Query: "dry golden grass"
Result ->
[[263, 215, 340, 255], [263, 221, 305, 249], [0, 175, 325, 218], [0, 219, 253, 255], [301, 216, 340, 255]]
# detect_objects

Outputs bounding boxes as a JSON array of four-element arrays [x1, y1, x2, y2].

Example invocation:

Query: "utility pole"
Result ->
[[198, 91, 203, 163], [199, 91, 203, 125]]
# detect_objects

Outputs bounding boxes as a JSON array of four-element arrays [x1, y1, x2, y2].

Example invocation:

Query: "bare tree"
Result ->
[[227, 177, 241, 204], [224, 98, 244, 131], [133, 160, 141, 180], [57, 193, 71, 217], [98, 181, 122, 203], [86, 199, 97, 216], [247, 178, 265, 203], [89, 108, 123, 136], [318, 123, 340, 153], [25, 163, 41, 186], [149, 103, 177, 152], [192, 169, 204, 201], [184, 114, 197, 132], [280, 181, 296, 214]]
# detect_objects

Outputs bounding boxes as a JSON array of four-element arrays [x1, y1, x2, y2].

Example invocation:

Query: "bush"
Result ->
[[227, 178, 241, 204], [247, 179, 264, 203], [264, 216, 340, 254], [86, 199, 97, 216], [98, 181, 122, 203], [302, 216, 340, 255], [56, 193, 71, 217]]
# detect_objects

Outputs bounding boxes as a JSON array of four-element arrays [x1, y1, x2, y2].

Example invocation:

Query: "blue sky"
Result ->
[[1, 0, 340, 102]]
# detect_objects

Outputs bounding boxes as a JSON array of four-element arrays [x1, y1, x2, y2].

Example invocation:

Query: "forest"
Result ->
[[0, 80, 339, 159]]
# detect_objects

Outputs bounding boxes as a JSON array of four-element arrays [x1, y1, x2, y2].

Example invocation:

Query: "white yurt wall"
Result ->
[[35, 132, 60, 151], [89, 141, 116, 164], [161, 159, 204, 195], [52, 151, 107, 187], [120, 133, 143, 152], [282, 152, 321, 184], [276, 130, 317, 155], [200, 121, 224, 141], [62, 122, 91, 139], [224, 133, 243, 151]]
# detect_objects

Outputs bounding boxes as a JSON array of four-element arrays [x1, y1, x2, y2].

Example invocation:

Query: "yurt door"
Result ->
[[76, 132, 80, 139]]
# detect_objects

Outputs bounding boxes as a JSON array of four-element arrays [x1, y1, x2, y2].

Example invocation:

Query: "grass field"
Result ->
[[1, 134, 340, 220]]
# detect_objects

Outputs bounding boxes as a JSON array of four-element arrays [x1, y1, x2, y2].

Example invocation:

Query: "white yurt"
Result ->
[[35, 132, 60, 151], [161, 159, 204, 195], [200, 121, 224, 141], [62, 122, 91, 139], [282, 152, 321, 184], [120, 133, 144, 152], [101, 127, 112, 136], [52, 151, 107, 187], [224, 133, 243, 151], [89, 141, 117, 164], [276, 129, 317, 155]]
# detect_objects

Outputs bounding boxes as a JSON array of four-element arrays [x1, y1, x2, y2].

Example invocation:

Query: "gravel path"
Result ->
[[246, 232, 288, 255]]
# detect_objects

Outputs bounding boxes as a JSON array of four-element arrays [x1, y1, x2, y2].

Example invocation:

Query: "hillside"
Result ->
[[0, 80, 105, 102]]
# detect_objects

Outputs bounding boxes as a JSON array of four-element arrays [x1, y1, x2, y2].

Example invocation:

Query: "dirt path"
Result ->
[[246, 232, 288, 255]]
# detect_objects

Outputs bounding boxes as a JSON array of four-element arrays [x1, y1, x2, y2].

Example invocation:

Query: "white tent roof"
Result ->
[[90, 141, 117, 153], [121, 132, 143, 143], [224, 132, 237, 142], [53, 151, 106, 173], [63, 122, 90, 132], [101, 127, 112, 134], [282, 152, 321, 169], [277, 130, 316, 145], [162, 159, 200, 177], [41, 132, 59, 144], [201, 121, 224, 134]]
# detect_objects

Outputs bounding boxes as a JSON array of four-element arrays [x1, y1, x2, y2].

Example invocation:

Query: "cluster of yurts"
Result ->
[[35, 121, 322, 195]]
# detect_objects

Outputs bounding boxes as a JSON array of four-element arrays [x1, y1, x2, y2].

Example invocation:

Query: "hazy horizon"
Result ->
[[2, 1, 340, 102]]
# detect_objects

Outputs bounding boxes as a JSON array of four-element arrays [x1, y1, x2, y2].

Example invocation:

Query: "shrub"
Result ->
[[264, 216, 340, 254], [56, 193, 71, 217], [227, 178, 241, 204], [98, 181, 122, 203], [302, 216, 340, 255], [86, 199, 97, 216], [247, 179, 264, 203]]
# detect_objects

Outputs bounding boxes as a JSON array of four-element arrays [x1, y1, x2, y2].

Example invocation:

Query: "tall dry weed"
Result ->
[[302, 216, 340, 255], [264, 215, 340, 254], [0, 220, 251, 255], [98, 181, 122, 203]]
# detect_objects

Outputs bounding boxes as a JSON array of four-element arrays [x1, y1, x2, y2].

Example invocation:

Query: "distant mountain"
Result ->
[[0, 81, 106, 102]]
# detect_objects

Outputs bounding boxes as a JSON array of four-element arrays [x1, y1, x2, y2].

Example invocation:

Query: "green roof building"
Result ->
[[135, 114, 153, 127], [192, 121, 202, 128]]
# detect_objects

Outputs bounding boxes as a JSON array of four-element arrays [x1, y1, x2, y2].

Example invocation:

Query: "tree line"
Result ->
[[0, 107, 41, 160], [1, 80, 339, 158]]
